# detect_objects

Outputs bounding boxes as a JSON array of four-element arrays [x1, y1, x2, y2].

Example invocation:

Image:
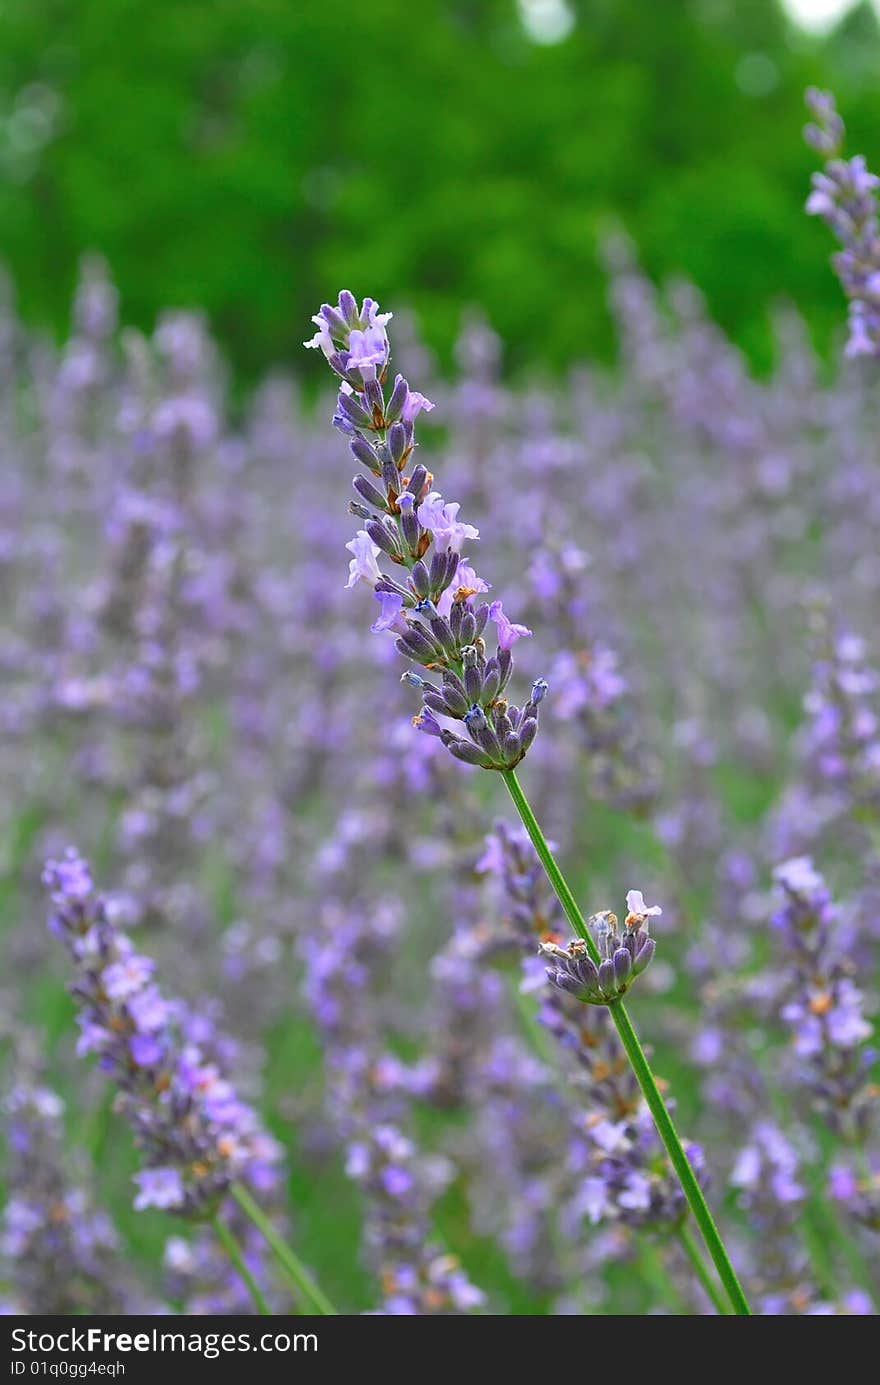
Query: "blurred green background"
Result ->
[[0, 0, 878, 378]]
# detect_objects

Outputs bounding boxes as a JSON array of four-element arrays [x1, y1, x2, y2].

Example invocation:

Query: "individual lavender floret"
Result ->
[[2, 1079, 140, 1314], [804, 89, 880, 358], [43, 849, 283, 1217], [541, 890, 659, 1005], [772, 856, 875, 1141], [306, 290, 547, 771]]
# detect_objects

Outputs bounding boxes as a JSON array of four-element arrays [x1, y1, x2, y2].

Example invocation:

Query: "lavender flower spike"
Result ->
[[306, 290, 548, 770], [43, 849, 283, 1217], [541, 890, 659, 1005], [804, 89, 880, 359]]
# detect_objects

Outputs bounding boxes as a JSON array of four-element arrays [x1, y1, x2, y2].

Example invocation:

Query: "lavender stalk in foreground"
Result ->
[[306, 292, 752, 1316], [305, 292, 546, 772]]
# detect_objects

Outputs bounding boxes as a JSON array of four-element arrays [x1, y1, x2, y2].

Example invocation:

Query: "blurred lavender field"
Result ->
[[2, 189, 880, 1313]]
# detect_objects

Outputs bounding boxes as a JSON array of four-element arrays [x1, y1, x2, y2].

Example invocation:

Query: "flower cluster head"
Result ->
[[540, 890, 659, 1005], [772, 856, 875, 1140], [801, 626, 880, 811], [772, 856, 871, 1054], [345, 1123, 484, 1315], [2, 1079, 137, 1314], [306, 289, 548, 770], [43, 849, 282, 1217], [804, 88, 880, 359]]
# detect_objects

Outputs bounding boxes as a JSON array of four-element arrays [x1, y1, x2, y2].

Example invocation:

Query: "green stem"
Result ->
[[231, 1183, 338, 1316], [213, 1213, 272, 1316], [502, 769, 752, 1317], [675, 1223, 729, 1315]]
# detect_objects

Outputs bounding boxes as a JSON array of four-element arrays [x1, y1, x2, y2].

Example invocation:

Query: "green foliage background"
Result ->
[[0, 0, 878, 373]]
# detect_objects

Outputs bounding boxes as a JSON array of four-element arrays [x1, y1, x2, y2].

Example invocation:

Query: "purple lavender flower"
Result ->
[[805, 89, 880, 359], [2, 1076, 144, 1314], [43, 849, 283, 1217], [475, 825, 694, 1249], [301, 885, 485, 1314], [771, 856, 875, 1142], [541, 890, 659, 1005], [305, 291, 548, 771]]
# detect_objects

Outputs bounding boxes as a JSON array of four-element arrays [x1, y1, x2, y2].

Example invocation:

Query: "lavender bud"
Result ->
[[518, 717, 538, 753], [429, 617, 457, 657], [424, 691, 451, 715], [495, 710, 513, 738], [503, 732, 521, 762], [401, 504, 422, 553], [332, 408, 356, 435], [366, 520, 402, 559], [385, 374, 409, 423], [396, 627, 439, 662], [464, 703, 487, 733], [443, 550, 460, 585], [348, 500, 372, 520], [336, 390, 372, 429], [376, 576, 410, 598], [337, 289, 358, 324], [321, 303, 349, 337], [410, 560, 431, 599], [458, 610, 477, 646], [548, 969, 582, 996], [353, 475, 389, 511], [464, 662, 484, 702], [429, 547, 452, 594], [575, 955, 601, 991], [381, 457, 400, 495], [441, 733, 492, 768], [441, 684, 469, 717], [598, 959, 616, 997], [466, 706, 503, 761], [497, 647, 513, 691], [612, 947, 632, 987], [407, 464, 428, 497], [401, 671, 427, 690], [388, 422, 408, 466], [363, 377, 384, 419], [474, 603, 490, 637], [632, 936, 656, 976], [482, 661, 501, 703], [530, 678, 549, 705], [441, 670, 467, 699], [350, 434, 380, 473]]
